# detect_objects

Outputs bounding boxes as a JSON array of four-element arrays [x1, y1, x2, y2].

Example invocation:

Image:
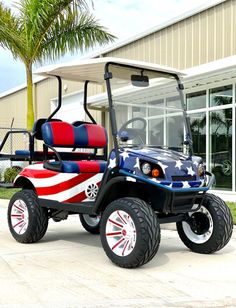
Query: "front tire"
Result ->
[[79, 214, 100, 234], [100, 198, 160, 268], [176, 193, 233, 254], [8, 190, 48, 243]]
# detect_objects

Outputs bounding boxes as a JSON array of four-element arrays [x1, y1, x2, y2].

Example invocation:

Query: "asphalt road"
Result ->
[[0, 199, 236, 308]]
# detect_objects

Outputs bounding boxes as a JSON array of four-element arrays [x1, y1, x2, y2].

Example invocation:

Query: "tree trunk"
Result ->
[[26, 65, 35, 131]]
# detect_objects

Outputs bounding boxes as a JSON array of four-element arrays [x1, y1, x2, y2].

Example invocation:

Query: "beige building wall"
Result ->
[[33, 77, 103, 124], [104, 0, 235, 69], [0, 76, 103, 152], [0, 88, 26, 128], [0, 88, 27, 153], [0, 76, 102, 131], [34, 77, 82, 119]]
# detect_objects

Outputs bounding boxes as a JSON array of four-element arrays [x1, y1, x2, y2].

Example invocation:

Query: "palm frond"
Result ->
[[18, 0, 91, 59], [39, 12, 116, 61], [0, 2, 26, 61]]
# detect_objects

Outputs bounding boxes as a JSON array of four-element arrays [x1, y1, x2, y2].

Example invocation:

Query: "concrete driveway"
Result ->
[[0, 198, 236, 308]]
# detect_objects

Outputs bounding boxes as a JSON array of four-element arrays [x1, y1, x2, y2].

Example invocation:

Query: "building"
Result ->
[[0, 0, 235, 200]]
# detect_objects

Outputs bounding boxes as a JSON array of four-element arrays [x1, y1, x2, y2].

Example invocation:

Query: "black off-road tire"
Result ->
[[8, 190, 48, 243], [176, 193, 233, 254], [79, 214, 100, 234], [100, 198, 160, 268]]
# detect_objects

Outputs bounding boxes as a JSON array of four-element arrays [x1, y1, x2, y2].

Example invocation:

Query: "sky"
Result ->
[[0, 0, 216, 93]]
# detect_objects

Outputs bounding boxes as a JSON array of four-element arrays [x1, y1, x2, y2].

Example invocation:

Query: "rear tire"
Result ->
[[8, 190, 48, 243], [176, 193, 233, 254], [100, 197, 160, 268], [79, 214, 100, 234]]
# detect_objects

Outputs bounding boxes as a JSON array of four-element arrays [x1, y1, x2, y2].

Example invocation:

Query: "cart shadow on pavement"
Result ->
[[43, 229, 102, 248], [42, 229, 172, 267], [35, 220, 235, 269], [41, 227, 190, 268]]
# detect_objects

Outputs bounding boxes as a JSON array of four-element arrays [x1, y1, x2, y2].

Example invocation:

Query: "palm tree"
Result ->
[[0, 0, 115, 130]]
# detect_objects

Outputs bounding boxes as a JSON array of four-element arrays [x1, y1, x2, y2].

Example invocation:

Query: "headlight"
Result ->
[[141, 162, 162, 178], [141, 162, 152, 175], [198, 164, 205, 176]]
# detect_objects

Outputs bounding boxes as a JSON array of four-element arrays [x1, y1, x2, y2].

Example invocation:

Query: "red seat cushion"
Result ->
[[42, 122, 107, 148]]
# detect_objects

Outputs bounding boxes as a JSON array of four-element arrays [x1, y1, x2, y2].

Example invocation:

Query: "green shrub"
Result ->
[[4, 166, 22, 183]]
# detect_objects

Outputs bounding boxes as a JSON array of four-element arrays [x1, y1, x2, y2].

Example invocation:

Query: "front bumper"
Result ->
[[119, 169, 215, 193], [119, 170, 215, 213]]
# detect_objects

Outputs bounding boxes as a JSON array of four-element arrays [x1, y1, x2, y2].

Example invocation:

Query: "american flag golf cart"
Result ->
[[7, 58, 233, 268]]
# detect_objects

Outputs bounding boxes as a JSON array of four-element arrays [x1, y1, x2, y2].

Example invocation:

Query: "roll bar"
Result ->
[[46, 76, 96, 124]]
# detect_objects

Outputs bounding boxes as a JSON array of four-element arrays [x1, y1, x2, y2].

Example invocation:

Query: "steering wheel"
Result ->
[[118, 117, 147, 143]]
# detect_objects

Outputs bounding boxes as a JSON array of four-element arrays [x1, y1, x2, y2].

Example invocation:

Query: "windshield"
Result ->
[[108, 64, 187, 151]]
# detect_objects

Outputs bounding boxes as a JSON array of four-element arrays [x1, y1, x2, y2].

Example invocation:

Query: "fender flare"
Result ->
[[14, 175, 36, 190], [93, 175, 136, 213]]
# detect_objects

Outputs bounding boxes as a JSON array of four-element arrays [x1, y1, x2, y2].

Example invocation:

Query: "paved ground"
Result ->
[[0, 198, 236, 308]]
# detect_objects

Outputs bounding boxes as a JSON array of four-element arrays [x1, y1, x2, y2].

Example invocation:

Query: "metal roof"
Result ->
[[35, 57, 184, 83]]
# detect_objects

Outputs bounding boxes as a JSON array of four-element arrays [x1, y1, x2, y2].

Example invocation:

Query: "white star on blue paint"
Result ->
[[151, 178, 161, 184], [175, 160, 183, 170], [120, 151, 129, 161], [182, 181, 191, 188], [158, 162, 168, 174], [187, 166, 195, 176], [108, 158, 116, 169], [134, 157, 140, 169]]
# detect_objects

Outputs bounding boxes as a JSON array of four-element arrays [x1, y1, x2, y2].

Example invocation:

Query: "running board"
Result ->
[[38, 198, 95, 214]]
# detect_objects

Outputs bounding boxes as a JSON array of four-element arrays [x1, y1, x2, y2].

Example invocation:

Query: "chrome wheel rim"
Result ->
[[105, 210, 136, 257], [182, 206, 213, 244], [83, 214, 100, 227], [10, 199, 29, 235], [222, 160, 232, 176], [85, 183, 99, 199]]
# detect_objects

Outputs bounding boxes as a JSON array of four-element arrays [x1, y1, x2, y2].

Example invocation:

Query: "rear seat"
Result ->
[[41, 121, 108, 173]]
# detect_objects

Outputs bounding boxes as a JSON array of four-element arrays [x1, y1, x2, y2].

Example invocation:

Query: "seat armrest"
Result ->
[[43, 144, 63, 172]]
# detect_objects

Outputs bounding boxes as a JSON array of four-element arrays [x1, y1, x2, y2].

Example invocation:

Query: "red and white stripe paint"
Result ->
[[15, 164, 103, 203]]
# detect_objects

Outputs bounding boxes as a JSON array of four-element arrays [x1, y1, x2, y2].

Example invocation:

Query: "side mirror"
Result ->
[[131, 75, 149, 87]]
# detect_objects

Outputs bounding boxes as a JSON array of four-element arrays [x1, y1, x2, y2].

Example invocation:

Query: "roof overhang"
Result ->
[[183, 55, 236, 90], [34, 57, 184, 84]]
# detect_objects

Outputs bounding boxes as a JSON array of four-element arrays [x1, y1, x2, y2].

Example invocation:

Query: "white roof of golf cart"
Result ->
[[35, 57, 184, 83]]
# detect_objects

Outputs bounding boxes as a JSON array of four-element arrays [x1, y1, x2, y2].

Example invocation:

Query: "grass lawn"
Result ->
[[227, 202, 236, 225], [0, 188, 20, 200], [0, 188, 235, 224]]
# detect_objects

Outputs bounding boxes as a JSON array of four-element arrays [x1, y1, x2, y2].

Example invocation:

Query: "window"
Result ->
[[167, 115, 184, 148], [148, 118, 164, 146], [166, 96, 182, 113], [210, 108, 232, 190], [148, 99, 164, 116], [209, 85, 232, 107], [189, 112, 206, 161], [187, 91, 206, 110]]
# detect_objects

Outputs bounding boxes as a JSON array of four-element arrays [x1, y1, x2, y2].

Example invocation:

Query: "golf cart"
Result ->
[[7, 57, 233, 268]]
